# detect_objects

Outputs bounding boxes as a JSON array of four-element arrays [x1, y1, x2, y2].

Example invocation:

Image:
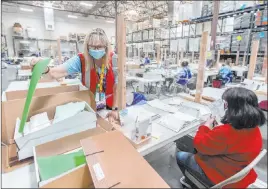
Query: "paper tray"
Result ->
[[15, 102, 97, 160]]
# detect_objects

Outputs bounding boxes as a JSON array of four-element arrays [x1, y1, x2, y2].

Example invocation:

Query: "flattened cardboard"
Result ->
[[80, 131, 169, 188], [5, 85, 80, 101], [2, 90, 95, 145], [34, 127, 106, 188]]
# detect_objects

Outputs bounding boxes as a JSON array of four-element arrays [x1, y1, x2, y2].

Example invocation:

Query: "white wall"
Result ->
[[2, 4, 115, 56]]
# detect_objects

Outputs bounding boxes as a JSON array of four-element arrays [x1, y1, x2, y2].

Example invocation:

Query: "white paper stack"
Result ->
[[167, 98, 183, 106], [147, 99, 178, 113], [119, 105, 156, 127], [53, 102, 86, 124], [14, 112, 51, 139], [158, 112, 196, 132]]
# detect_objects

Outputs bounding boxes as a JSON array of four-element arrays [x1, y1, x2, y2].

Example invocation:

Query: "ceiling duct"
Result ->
[[43, 2, 54, 31]]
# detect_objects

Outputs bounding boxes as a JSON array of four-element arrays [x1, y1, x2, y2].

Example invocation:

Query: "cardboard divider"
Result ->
[[190, 94, 215, 102], [5, 85, 80, 101], [40, 165, 93, 188], [2, 90, 95, 145]]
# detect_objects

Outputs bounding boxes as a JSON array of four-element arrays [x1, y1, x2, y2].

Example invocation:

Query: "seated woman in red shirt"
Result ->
[[177, 87, 266, 188]]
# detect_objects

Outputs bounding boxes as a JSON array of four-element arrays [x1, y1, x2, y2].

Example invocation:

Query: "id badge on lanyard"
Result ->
[[96, 92, 106, 110]]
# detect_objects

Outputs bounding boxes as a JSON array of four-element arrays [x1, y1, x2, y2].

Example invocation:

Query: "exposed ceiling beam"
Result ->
[[3, 1, 115, 19]]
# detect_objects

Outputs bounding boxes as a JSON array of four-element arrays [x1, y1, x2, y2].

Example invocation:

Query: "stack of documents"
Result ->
[[147, 99, 178, 113], [158, 112, 197, 132]]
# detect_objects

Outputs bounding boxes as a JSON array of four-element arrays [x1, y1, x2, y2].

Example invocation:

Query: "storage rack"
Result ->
[[1, 34, 9, 58], [12, 36, 81, 58], [126, 2, 268, 64]]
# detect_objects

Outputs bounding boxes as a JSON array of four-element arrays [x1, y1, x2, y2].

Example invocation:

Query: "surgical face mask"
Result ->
[[89, 49, 106, 60]]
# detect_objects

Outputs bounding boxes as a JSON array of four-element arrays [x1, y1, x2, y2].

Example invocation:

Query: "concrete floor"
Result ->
[[2, 69, 267, 188], [144, 143, 184, 188]]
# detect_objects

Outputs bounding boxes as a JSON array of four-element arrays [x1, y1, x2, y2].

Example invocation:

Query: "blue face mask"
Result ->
[[89, 49, 106, 60]]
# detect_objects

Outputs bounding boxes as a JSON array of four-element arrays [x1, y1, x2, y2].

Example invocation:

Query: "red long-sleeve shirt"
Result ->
[[194, 124, 262, 188]]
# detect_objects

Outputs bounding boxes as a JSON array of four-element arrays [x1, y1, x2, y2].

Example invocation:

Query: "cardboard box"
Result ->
[[2, 90, 96, 145], [33, 126, 107, 188], [80, 131, 169, 188], [1, 144, 33, 173], [1, 90, 96, 172], [15, 100, 97, 160], [5, 85, 80, 101], [34, 130, 169, 188]]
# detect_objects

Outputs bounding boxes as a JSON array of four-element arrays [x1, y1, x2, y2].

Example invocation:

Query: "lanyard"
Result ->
[[94, 61, 106, 93]]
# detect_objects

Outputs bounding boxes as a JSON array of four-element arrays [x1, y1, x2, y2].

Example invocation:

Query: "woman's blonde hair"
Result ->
[[83, 28, 111, 70]]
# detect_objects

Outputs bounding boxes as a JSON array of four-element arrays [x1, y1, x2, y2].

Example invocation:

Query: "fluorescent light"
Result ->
[[68, 15, 78, 19], [106, 20, 114, 23], [128, 10, 137, 15], [80, 2, 93, 7], [20, 7, 33, 12]]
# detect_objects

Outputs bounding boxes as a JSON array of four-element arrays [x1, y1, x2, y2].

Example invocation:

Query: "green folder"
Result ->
[[19, 59, 50, 133], [37, 149, 86, 181]]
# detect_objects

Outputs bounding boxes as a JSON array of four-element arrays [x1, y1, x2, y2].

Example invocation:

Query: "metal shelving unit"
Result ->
[[1, 34, 9, 59], [126, 2, 267, 64]]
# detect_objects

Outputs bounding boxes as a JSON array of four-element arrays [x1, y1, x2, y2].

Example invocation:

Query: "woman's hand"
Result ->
[[30, 57, 43, 70], [107, 110, 119, 123], [204, 115, 216, 129]]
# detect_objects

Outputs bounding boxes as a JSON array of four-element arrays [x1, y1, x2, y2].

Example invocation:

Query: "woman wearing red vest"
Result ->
[[31, 28, 119, 122], [177, 87, 266, 188]]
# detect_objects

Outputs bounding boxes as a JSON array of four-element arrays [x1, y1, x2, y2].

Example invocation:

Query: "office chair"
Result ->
[[182, 149, 267, 188]]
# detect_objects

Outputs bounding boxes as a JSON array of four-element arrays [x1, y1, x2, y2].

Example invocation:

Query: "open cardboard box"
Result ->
[[5, 84, 82, 101], [34, 130, 169, 188], [1, 90, 96, 172], [15, 98, 97, 160]]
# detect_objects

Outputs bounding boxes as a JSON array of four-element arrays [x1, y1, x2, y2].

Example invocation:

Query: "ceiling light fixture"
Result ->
[[106, 20, 114, 23], [20, 7, 33, 12], [128, 10, 138, 15], [80, 2, 93, 7], [68, 15, 78, 19]]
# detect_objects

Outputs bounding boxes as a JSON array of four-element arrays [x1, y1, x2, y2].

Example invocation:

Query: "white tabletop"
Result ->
[[253, 76, 266, 82], [231, 66, 248, 72], [191, 87, 267, 102], [126, 76, 165, 83], [190, 87, 226, 101], [231, 66, 248, 77], [2, 97, 208, 188]]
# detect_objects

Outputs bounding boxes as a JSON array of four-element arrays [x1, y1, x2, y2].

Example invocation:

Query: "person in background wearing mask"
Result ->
[[176, 61, 192, 86], [177, 87, 265, 188], [30, 28, 119, 123], [218, 60, 232, 84], [144, 56, 150, 64]]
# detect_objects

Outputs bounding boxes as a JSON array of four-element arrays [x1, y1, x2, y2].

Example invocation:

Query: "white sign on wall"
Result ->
[[44, 2, 54, 31]]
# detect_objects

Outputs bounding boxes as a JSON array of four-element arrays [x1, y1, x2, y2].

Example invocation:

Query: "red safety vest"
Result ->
[[78, 52, 115, 108]]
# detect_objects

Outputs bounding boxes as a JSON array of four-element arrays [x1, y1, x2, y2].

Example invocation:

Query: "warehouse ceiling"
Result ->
[[3, 1, 168, 21]]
